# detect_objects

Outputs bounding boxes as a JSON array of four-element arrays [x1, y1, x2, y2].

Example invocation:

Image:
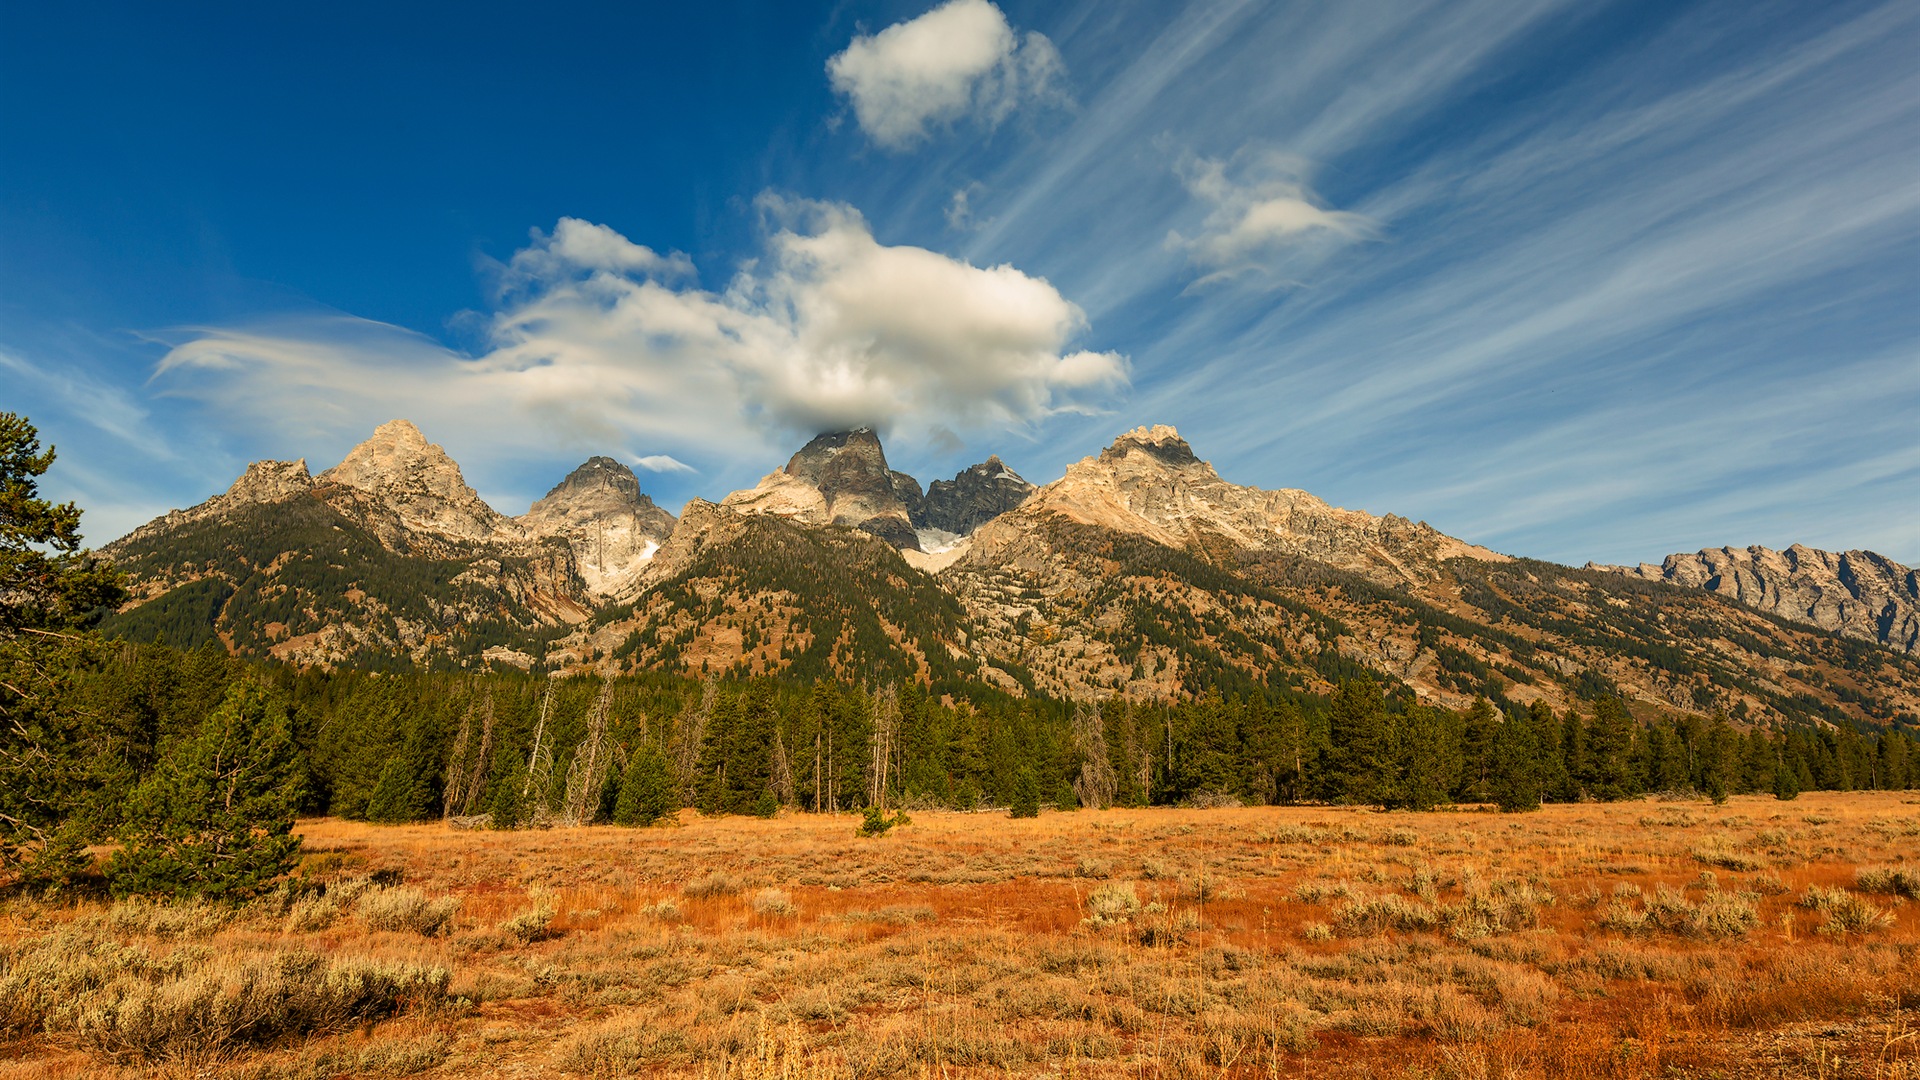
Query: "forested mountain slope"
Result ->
[[98, 421, 1920, 735]]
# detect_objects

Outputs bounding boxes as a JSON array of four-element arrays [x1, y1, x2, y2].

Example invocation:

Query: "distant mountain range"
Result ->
[[100, 420, 1920, 732]]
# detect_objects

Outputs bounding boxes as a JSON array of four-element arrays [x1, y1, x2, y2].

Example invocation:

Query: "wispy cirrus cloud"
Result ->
[[828, 0, 1064, 150], [1167, 149, 1376, 289]]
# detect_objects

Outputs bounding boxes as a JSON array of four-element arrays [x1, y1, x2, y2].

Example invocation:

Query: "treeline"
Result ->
[[24, 639, 1920, 831]]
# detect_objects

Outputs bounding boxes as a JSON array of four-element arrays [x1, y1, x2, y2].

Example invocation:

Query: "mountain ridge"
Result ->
[[95, 420, 1920, 735]]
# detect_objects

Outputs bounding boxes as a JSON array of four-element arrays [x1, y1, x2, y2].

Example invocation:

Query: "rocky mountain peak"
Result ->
[[920, 456, 1035, 537], [317, 419, 513, 542], [1103, 424, 1201, 467], [723, 428, 921, 551], [533, 456, 645, 508], [519, 456, 677, 600], [227, 458, 313, 503]]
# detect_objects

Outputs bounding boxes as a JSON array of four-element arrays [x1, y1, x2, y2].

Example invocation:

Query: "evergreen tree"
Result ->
[[1391, 704, 1454, 811], [1455, 698, 1498, 801], [1488, 714, 1543, 812], [364, 709, 442, 823], [613, 741, 676, 825], [0, 413, 124, 889], [1771, 753, 1802, 800], [1326, 678, 1394, 806], [488, 762, 527, 829], [107, 681, 303, 900], [1009, 764, 1041, 818], [1583, 697, 1636, 801]]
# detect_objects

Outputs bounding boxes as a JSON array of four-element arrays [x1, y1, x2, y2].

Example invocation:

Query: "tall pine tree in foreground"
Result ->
[[108, 680, 303, 899], [0, 412, 124, 891]]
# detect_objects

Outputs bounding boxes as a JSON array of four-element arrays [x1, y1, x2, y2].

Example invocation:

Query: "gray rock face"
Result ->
[[920, 456, 1034, 535], [316, 419, 518, 543], [720, 428, 923, 550], [1605, 545, 1920, 654], [518, 457, 678, 600]]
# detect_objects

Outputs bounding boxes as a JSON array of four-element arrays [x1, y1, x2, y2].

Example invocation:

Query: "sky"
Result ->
[[3, 0, 1917, 566]]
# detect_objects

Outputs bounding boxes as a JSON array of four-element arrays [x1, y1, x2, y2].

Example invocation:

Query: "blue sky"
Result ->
[[4, 0, 1917, 565]]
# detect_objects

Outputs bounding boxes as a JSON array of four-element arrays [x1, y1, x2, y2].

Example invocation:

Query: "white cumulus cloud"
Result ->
[[151, 198, 1126, 477], [1169, 149, 1377, 289], [828, 0, 1064, 150]]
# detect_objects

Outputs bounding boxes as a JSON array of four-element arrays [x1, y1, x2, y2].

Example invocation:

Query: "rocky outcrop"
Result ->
[[316, 419, 518, 545], [920, 456, 1034, 537], [1604, 545, 1920, 654], [518, 456, 676, 600], [719, 428, 923, 550]]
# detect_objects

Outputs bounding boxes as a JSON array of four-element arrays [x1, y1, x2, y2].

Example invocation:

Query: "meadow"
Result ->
[[3, 793, 1917, 1079]]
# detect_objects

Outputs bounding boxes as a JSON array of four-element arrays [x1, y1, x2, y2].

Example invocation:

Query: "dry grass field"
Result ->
[[4, 793, 1919, 1079]]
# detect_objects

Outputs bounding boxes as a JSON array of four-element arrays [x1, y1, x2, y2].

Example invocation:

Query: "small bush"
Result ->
[[283, 895, 341, 933], [356, 887, 459, 937], [1074, 857, 1111, 879], [1084, 882, 1141, 927], [751, 888, 796, 917], [501, 905, 557, 943], [1802, 886, 1893, 935], [682, 872, 739, 899], [1601, 883, 1756, 939], [0, 932, 447, 1062], [1301, 921, 1334, 942], [1335, 893, 1440, 936], [1690, 837, 1767, 872], [856, 806, 911, 837], [1855, 865, 1920, 899]]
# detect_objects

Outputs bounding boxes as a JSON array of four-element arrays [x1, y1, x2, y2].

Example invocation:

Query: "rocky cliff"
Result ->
[[919, 456, 1034, 539], [718, 428, 924, 550], [1602, 545, 1920, 655], [316, 419, 519, 546], [517, 456, 676, 600]]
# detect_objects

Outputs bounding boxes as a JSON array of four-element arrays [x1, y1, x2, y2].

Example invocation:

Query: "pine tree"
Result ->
[[1488, 714, 1543, 812], [1771, 755, 1802, 801], [1583, 697, 1635, 801], [613, 741, 676, 826], [0, 413, 124, 889], [1391, 704, 1454, 811], [107, 681, 303, 900], [1326, 679, 1394, 806], [1009, 764, 1041, 818], [488, 762, 527, 829]]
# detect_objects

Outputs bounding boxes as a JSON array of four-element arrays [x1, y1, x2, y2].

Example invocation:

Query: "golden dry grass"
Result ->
[[3, 792, 1918, 1079]]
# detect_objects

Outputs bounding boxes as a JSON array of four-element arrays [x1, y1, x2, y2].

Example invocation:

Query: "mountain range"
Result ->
[[100, 420, 1920, 732]]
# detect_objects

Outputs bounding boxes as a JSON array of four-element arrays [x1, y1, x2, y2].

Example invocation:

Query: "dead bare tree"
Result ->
[[868, 684, 898, 813], [561, 677, 615, 826], [670, 680, 717, 807], [1072, 698, 1117, 810]]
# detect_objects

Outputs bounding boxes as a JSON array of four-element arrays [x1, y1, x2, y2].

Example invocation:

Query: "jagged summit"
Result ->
[[318, 419, 514, 542], [1103, 424, 1200, 466], [920, 455, 1034, 539], [965, 422, 1506, 590], [519, 456, 677, 600], [722, 427, 922, 551]]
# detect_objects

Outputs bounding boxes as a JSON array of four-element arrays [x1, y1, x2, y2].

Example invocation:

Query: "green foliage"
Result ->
[[1488, 714, 1544, 812], [855, 805, 910, 837], [613, 742, 676, 826], [1009, 765, 1041, 818], [0, 413, 124, 633], [106, 681, 302, 900]]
